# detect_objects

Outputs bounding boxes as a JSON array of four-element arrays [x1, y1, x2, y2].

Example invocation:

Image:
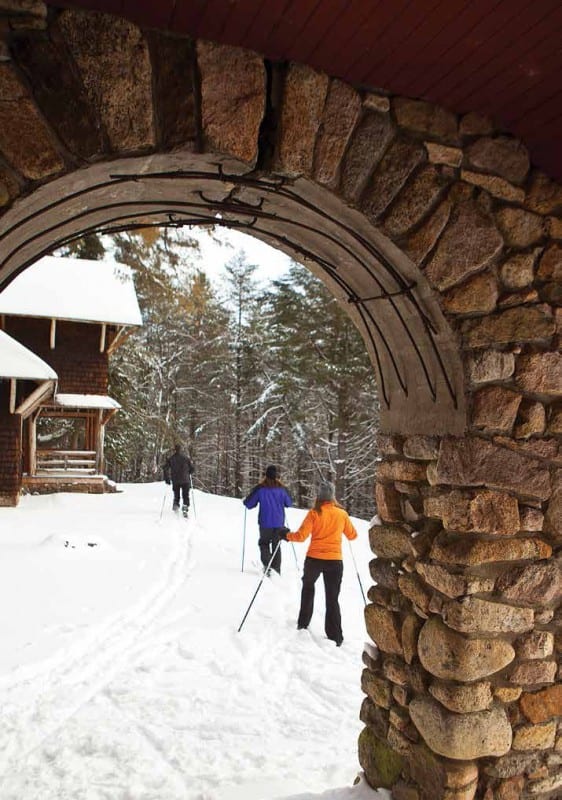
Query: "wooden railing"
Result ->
[[36, 450, 97, 474]]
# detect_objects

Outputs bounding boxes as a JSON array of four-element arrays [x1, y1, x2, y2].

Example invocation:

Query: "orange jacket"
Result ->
[[287, 501, 358, 560]]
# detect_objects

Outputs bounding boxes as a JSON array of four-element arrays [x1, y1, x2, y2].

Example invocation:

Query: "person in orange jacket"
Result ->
[[279, 481, 357, 646]]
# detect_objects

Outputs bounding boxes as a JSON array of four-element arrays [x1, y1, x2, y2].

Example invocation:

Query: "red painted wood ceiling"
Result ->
[[48, 0, 562, 182]]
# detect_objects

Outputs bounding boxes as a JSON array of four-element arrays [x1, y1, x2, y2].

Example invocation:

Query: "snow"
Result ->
[[54, 393, 121, 410], [0, 329, 58, 380], [0, 255, 143, 326], [0, 484, 389, 800]]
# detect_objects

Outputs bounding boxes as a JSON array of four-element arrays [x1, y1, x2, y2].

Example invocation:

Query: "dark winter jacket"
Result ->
[[164, 452, 194, 485], [243, 482, 292, 528]]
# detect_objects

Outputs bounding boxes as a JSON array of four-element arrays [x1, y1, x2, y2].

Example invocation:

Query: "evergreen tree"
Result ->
[[59, 226, 381, 516], [255, 262, 379, 515]]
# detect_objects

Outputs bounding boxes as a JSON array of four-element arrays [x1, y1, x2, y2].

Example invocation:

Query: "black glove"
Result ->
[[278, 527, 290, 541], [165, 479, 171, 485]]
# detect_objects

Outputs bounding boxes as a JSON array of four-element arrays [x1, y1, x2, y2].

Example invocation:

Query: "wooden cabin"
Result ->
[[0, 330, 58, 505], [0, 256, 142, 504]]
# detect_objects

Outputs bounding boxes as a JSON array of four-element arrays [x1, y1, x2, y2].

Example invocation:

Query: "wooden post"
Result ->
[[99, 323, 107, 353], [29, 411, 37, 476], [49, 319, 57, 349], [95, 410, 104, 473], [9, 379, 16, 413]]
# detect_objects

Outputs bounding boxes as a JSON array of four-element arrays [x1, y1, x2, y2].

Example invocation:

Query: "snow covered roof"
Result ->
[[53, 394, 121, 410], [0, 329, 58, 381], [0, 255, 142, 326]]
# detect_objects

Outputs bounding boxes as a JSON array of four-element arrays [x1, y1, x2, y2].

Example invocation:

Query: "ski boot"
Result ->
[[182, 504, 189, 518], [173, 502, 180, 513]]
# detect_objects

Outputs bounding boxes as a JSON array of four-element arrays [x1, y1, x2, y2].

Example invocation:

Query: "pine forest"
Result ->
[[61, 229, 380, 518]]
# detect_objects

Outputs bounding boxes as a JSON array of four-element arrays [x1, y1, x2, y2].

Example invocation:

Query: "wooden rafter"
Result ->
[[15, 379, 56, 418], [9, 378, 16, 413], [106, 325, 135, 355]]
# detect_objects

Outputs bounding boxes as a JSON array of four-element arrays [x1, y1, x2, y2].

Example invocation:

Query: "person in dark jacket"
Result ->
[[163, 444, 195, 514], [243, 465, 292, 575]]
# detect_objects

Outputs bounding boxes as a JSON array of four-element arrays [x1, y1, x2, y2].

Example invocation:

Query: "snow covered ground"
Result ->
[[0, 483, 388, 800]]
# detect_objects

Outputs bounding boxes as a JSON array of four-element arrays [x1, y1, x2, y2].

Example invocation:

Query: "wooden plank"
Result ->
[[39, 410, 89, 419], [121, 0, 175, 29], [358, 0, 457, 87], [424, 0, 537, 100], [9, 379, 16, 414], [106, 325, 131, 355], [37, 459, 97, 467], [303, 0, 376, 68], [99, 323, 106, 353], [525, 138, 562, 182], [384, 0, 510, 98], [456, 20, 562, 114], [102, 407, 118, 426], [290, 0, 350, 63], [195, 0, 236, 42], [490, 43, 562, 120], [265, 0, 321, 61], [171, 0, 209, 36], [51, 0, 123, 12], [511, 94, 562, 132], [38, 449, 97, 457], [241, 0, 294, 55], [436, 1, 562, 107], [37, 468, 98, 475], [216, 0, 263, 47], [96, 410, 103, 473], [353, 0, 443, 83], [494, 80, 562, 132], [27, 414, 37, 475], [347, 0, 423, 82], [374, 0, 480, 90], [417, 0, 529, 99], [50, 318, 56, 350], [15, 379, 55, 418]]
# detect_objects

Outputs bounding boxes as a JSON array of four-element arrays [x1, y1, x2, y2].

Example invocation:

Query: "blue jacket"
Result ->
[[243, 484, 292, 528]]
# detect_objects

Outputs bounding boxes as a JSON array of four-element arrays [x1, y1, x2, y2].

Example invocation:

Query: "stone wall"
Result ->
[[0, 4, 559, 797], [363, 428, 561, 799]]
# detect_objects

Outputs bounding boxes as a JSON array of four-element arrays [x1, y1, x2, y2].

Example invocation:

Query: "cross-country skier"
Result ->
[[279, 482, 357, 646], [243, 465, 292, 575], [163, 444, 195, 516]]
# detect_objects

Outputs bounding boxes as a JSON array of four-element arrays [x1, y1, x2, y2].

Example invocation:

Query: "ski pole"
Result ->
[[347, 539, 367, 606], [237, 540, 282, 633], [241, 507, 247, 573], [284, 513, 299, 574], [290, 542, 299, 572], [159, 488, 167, 521], [190, 474, 197, 519]]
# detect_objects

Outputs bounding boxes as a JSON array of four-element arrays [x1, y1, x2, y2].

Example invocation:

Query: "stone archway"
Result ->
[[0, 6, 560, 799]]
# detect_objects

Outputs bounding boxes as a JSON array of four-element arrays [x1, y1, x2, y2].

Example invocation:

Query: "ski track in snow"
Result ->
[[0, 512, 195, 786], [0, 486, 389, 800]]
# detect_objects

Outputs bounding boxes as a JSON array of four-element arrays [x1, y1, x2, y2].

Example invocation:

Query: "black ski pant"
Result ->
[[298, 557, 344, 642], [172, 482, 190, 508], [258, 527, 282, 574]]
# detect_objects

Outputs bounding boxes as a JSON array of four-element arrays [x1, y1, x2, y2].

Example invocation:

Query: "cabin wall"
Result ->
[[0, 383, 22, 506], [5, 318, 109, 394]]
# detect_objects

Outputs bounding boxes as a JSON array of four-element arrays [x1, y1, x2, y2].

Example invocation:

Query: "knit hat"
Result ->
[[265, 465, 277, 479], [317, 482, 335, 502]]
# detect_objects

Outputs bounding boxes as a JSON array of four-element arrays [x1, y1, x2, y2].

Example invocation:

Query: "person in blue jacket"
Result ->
[[243, 465, 292, 575]]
